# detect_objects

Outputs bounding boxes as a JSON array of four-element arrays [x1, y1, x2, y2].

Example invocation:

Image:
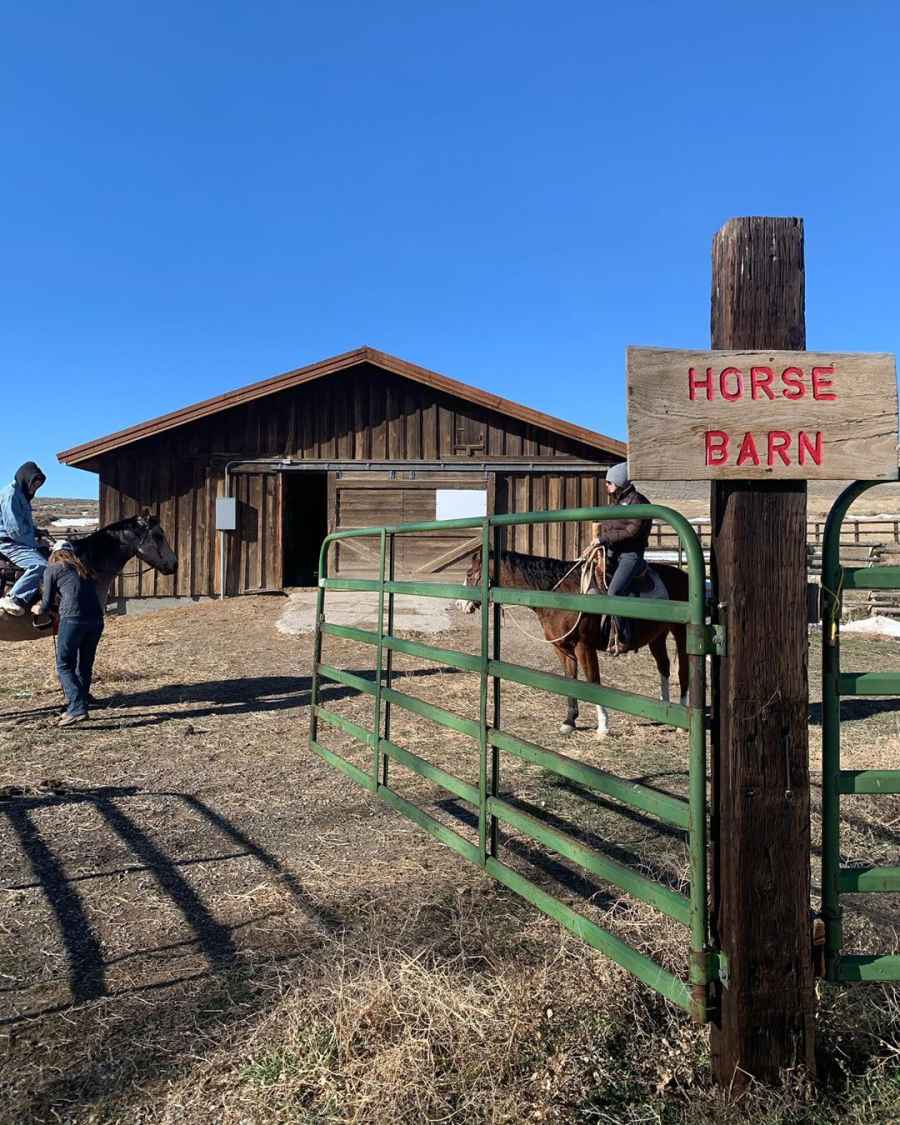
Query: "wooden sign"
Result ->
[[627, 347, 898, 480]]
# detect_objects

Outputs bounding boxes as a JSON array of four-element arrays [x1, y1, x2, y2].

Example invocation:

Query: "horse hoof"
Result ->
[[595, 729, 609, 741], [559, 723, 576, 736]]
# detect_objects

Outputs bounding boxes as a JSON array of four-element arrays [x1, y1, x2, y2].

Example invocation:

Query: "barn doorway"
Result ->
[[283, 472, 328, 587]]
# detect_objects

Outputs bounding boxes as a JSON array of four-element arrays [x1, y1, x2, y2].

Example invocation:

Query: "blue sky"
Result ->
[[4, 2, 898, 497]]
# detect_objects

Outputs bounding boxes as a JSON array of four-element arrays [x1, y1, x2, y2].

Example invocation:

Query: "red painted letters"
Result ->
[[750, 367, 775, 400], [767, 431, 792, 466], [688, 361, 838, 471], [781, 367, 805, 399], [689, 367, 713, 401], [798, 431, 823, 465], [736, 431, 760, 466], [719, 367, 743, 401], [705, 430, 729, 465], [812, 366, 837, 400], [688, 364, 838, 401]]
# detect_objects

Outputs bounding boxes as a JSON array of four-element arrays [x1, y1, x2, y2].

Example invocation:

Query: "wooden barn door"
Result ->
[[332, 478, 488, 578]]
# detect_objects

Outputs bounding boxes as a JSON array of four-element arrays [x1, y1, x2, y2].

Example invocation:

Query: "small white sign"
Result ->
[[216, 497, 238, 531], [436, 489, 487, 520]]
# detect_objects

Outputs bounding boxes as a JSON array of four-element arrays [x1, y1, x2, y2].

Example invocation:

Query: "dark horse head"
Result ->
[[74, 511, 178, 578]]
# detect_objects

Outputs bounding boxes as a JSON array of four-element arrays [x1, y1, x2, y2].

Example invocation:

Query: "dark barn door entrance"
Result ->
[[283, 472, 328, 587]]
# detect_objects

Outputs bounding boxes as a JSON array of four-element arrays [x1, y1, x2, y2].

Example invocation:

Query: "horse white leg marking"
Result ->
[[659, 676, 670, 704], [559, 723, 576, 736], [680, 692, 688, 707], [596, 705, 609, 739]]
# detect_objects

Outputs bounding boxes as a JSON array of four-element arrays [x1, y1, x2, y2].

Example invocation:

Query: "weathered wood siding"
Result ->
[[494, 471, 608, 559], [96, 362, 616, 596]]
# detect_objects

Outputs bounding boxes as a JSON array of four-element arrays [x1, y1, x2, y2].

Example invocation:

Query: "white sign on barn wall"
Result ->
[[627, 347, 899, 481], [436, 489, 487, 520]]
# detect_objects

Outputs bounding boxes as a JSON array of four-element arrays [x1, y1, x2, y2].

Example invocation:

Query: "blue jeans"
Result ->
[[56, 619, 104, 716], [608, 552, 643, 646], [0, 540, 47, 605]]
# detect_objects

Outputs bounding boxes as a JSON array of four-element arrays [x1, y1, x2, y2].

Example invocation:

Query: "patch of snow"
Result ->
[[842, 615, 900, 638], [51, 517, 98, 527]]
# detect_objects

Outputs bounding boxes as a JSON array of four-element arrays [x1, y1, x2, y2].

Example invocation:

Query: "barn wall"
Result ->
[[331, 473, 488, 578], [96, 362, 618, 597], [494, 471, 609, 559]]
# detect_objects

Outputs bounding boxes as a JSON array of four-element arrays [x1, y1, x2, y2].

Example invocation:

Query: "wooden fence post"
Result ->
[[709, 217, 817, 1087]]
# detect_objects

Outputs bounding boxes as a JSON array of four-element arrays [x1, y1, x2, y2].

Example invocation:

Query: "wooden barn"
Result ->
[[58, 347, 625, 600]]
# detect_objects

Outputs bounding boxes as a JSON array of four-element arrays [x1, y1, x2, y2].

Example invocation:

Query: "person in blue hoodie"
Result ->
[[0, 462, 48, 615]]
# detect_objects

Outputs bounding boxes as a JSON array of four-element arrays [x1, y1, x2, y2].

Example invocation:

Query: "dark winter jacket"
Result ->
[[39, 562, 103, 621], [596, 484, 652, 554]]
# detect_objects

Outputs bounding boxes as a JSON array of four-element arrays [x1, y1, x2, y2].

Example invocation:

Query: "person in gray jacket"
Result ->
[[0, 462, 47, 615]]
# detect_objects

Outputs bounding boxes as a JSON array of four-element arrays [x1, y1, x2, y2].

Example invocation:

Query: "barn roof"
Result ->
[[58, 346, 626, 467]]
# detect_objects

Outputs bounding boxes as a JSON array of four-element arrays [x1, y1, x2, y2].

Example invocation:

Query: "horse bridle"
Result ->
[[115, 522, 157, 582]]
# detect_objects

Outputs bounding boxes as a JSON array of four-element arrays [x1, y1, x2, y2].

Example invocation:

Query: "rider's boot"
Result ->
[[608, 619, 632, 656], [0, 595, 25, 616]]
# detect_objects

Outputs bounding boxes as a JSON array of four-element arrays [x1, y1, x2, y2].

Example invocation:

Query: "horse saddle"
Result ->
[[588, 561, 667, 601], [630, 564, 667, 600]]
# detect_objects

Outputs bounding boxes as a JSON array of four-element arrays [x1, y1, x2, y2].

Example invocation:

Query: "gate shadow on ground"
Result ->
[[0, 786, 340, 1028], [809, 778, 900, 848], [808, 698, 900, 725], [0, 666, 464, 728], [435, 793, 688, 910]]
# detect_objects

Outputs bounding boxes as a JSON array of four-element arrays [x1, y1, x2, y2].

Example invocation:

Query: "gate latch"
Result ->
[[708, 948, 729, 989]]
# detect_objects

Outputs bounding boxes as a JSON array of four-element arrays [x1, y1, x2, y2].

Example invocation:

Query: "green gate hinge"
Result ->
[[687, 623, 726, 657]]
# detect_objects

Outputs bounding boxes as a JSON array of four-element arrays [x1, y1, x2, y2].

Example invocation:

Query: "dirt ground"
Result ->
[[1, 595, 900, 1124]]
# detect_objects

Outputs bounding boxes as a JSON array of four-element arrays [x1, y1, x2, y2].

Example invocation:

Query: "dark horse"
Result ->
[[463, 548, 689, 738], [0, 512, 177, 644]]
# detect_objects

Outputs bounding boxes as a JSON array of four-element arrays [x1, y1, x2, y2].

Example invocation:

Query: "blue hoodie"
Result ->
[[0, 462, 45, 548]]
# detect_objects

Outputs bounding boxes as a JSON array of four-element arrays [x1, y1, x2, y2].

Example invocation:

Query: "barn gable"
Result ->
[[58, 346, 624, 470], [57, 348, 625, 599]]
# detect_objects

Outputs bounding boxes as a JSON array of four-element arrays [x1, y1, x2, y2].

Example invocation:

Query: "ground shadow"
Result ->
[[808, 698, 900, 726], [0, 785, 341, 1028], [433, 797, 619, 912], [1, 666, 465, 729]]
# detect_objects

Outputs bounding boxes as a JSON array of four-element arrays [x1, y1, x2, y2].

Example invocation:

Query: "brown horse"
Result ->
[[463, 548, 689, 738]]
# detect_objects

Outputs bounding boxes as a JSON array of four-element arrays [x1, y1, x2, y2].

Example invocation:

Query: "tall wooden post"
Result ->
[[709, 218, 817, 1087]]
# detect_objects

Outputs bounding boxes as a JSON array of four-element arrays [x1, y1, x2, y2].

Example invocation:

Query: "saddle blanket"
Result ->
[[589, 565, 667, 601]]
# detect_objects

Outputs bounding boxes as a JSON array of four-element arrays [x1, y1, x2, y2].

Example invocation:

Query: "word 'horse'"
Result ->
[[463, 548, 688, 737], [0, 513, 177, 644]]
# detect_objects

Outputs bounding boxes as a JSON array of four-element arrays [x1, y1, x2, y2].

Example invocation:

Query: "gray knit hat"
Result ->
[[606, 462, 630, 490]]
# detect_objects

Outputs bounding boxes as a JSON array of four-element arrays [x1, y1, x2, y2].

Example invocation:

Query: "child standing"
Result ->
[[36, 547, 104, 726]]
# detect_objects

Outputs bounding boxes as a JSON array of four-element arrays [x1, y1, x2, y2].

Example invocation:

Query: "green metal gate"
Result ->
[[821, 481, 900, 983], [309, 505, 720, 1021]]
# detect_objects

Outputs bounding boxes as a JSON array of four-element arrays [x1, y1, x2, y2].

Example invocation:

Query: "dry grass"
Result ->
[[2, 599, 900, 1123]]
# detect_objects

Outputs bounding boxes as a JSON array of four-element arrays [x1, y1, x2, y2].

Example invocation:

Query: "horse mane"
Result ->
[[69, 517, 145, 571], [88, 515, 146, 535], [497, 550, 576, 589]]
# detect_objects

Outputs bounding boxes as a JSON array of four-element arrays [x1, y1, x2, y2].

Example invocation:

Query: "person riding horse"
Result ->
[[592, 461, 652, 656], [0, 462, 48, 616]]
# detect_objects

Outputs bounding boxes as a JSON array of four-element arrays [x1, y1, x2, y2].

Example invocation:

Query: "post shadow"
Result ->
[[3, 805, 105, 1005], [175, 793, 343, 932], [92, 795, 238, 969]]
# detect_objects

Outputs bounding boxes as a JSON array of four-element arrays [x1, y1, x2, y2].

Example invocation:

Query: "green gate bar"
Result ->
[[821, 480, 900, 983], [307, 504, 716, 1020]]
